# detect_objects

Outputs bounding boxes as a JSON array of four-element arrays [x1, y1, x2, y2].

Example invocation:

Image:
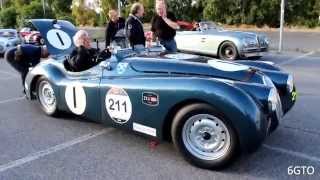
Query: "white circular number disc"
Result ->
[[47, 29, 72, 50], [65, 83, 86, 115], [105, 87, 132, 124], [208, 59, 249, 72]]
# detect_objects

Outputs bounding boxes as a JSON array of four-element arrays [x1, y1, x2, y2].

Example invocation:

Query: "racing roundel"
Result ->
[[65, 83, 87, 115], [46, 29, 72, 50], [105, 87, 132, 124]]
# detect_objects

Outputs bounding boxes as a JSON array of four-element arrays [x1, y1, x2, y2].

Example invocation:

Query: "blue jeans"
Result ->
[[160, 39, 177, 53], [133, 44, 145, 54]]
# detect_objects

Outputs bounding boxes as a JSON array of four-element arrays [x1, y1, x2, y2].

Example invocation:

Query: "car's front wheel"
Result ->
[[36, 77, 58, 116], [171, 103, 239, 169], [218, 41, 238, 61]]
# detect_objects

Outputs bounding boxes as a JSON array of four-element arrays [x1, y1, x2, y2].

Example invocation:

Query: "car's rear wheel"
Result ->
[[36, 77, 58, 116], [219, 41, 238, 61], [171, 103, 239, 169]]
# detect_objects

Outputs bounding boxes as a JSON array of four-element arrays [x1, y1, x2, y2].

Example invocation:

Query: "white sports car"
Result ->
[[0, 29, 21, 55], [175, 22, 269, 61]]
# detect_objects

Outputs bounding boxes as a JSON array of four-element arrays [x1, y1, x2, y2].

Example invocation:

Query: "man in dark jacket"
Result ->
[[125, 3, 146, 52], [151, 0, 180, 53], [105, 9, 126, 47], [5, 44, 49, 88]]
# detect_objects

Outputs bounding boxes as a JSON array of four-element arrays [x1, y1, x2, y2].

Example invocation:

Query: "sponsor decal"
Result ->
[[116, 63, 129, 74], [133, 123, 157, 137], [105, 87, 132, 124], [65, 83, 86, 115], [142, 92, 159, 106], [46, 29, 72, 50]]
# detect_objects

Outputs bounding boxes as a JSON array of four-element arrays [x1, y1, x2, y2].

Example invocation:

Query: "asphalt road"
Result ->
[[0, 51, 319, 180]]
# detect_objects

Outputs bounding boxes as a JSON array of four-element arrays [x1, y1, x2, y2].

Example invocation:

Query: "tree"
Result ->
[[72, 0, 98, 26], [0, 7, 18, 28]]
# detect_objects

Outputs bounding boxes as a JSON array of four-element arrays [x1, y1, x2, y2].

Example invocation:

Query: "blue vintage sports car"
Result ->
[[24, 19, 296, 169]]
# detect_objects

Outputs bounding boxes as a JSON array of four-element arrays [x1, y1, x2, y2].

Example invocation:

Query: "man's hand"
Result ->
[[162, 17, 180, 30]]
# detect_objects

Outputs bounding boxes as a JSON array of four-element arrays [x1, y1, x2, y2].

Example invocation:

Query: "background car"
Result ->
[[175, 21, 269, 61], [19, 27, 32, 39], [0, 29, 21, 56], [25, 19, 296, 170], [19, 26, 45, 46], [24, 31, 45, 45]]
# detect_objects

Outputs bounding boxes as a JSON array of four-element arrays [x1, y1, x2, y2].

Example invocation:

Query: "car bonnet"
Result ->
[[30, 19, 77, 56]]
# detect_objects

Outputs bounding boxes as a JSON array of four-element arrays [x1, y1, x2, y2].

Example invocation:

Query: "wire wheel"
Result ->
[[37, 78, 57, 115]]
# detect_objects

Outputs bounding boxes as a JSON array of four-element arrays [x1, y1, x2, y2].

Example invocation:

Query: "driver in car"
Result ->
[[68, 30, 111, 72]]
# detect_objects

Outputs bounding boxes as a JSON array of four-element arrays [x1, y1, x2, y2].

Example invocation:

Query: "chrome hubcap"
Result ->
[[39, 81, 56, 113], [224, 47, 234, 59], [182, 114, 231, 160]]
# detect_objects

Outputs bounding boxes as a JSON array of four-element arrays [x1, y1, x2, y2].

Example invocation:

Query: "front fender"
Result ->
[[161, 78, 267, 152]]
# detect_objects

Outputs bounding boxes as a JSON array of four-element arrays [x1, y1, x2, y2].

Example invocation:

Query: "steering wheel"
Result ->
[[96, 49, 112, 62]]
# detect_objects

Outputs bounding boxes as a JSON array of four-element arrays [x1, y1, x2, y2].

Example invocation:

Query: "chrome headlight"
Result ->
[[268, 88, 278, 111], [263, 36, 269, 45], [287, 75, 294, 92], [243, 37, 258, 48]]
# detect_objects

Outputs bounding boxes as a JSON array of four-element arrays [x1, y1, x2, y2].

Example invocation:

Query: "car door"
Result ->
[[59, 66, 103, 122], [196, 31, 221, 56], [98, 61, 160, 137], [176, 31, 203, 53]]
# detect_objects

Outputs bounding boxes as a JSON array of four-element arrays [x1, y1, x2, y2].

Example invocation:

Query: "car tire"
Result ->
[[218, 41, 238, 61], [171, 103, 239, 170], [36, 77, 59, 116]]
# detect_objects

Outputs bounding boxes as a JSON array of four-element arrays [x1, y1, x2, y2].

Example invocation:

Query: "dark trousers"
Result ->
[[5, 49, 29, 86]]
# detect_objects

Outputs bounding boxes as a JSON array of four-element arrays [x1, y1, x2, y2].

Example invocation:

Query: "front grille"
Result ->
[[258, 37, 268, 48]]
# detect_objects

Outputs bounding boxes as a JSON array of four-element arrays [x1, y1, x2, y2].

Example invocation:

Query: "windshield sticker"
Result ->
[[47, 29, 72, 50], [208, 60, 249, 72], [65, 83, 87, 115], [105, 87, 132, 124]]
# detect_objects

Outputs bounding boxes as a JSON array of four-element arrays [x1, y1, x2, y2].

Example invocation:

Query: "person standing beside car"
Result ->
[[151, 0, 180, 53], [125, 3, 146, 52], [5, 44, 49, 92], [105, 9, 126, 48]]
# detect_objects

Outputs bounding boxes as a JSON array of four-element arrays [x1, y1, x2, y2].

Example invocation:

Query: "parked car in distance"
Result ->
[[0, 29, 21, 56], [20, 27, 45, 46], [175, 21, 269, 61]]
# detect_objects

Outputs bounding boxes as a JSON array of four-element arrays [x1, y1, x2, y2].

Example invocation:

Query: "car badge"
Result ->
[[142, 92, 159, 106]]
